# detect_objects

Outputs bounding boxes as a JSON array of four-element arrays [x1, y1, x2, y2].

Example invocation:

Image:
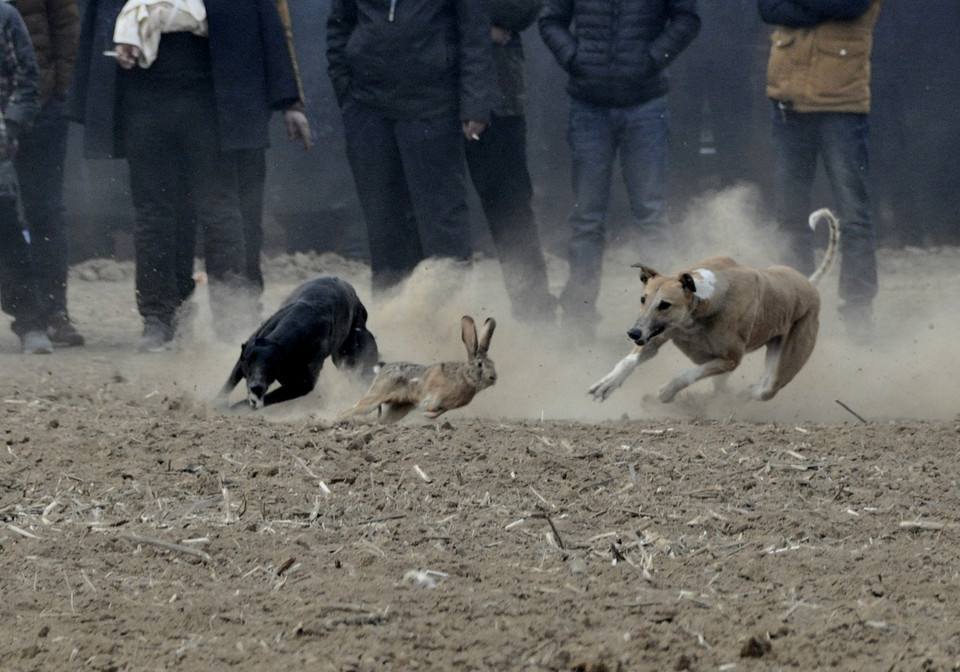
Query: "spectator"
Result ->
[[0, 0, 52, 353], [539, 0, 700, 342], [70, 0, 302, 351], [466, 0, 556, 324], [14, 0, 82, 346], [174, 0, 312, 322], [327, 0, 497, 291], [760, 0, 883, 340]]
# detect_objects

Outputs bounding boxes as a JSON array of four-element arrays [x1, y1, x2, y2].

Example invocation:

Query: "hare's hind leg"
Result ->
[[337, 392, 387, 420]]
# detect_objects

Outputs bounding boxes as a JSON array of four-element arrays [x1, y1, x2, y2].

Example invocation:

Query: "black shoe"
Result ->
[[138, 317, 175, 353], [48, 312, 85, 347]]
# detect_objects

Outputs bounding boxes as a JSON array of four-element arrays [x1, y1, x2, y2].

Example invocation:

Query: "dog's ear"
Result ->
[[680, 273, 697, 295], [631, 263, 660, 284]]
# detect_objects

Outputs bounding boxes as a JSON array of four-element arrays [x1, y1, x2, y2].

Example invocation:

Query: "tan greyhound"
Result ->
[[589, 208, 840, 404]]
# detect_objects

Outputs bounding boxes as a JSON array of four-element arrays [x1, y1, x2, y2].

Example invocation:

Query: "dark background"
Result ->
[[65, 0, 960, 262]]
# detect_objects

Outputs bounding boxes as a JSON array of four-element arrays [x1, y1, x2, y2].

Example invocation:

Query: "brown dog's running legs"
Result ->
[[767, 309, 819, 399], [659, 357, 740, 403]]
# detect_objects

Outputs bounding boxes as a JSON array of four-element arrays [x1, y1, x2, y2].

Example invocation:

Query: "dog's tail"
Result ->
[[807, 208, 840, 286]]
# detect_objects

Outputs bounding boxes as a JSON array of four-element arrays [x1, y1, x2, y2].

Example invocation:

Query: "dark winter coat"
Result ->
[[13, 0, 79, 104], [539, 0, 700, 107], [0, 2, 38, 196], [69, 0, 300, 159], [326, 0, 496, 122]]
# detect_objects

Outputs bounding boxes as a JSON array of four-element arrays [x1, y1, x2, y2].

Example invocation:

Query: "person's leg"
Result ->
[[562, 98, 616, 325], [771, 103, 820, 276], [0, 196, 50, 352], [173, 177, 198, 304], [180, 91, 251, 342], [343, 103, 423, 292], [395, 112, 472, 263], [236, 148, 267, 294], [819, 113, 876, 329], [465, 114, 554, 322], [15, 100, 69, 317], [618, 95, 670, 249], [14, 100, 81, 344], [122, 88, 183, 344]]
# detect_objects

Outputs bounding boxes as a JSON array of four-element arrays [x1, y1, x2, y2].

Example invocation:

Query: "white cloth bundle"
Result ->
[[113, 0, 208, 68]]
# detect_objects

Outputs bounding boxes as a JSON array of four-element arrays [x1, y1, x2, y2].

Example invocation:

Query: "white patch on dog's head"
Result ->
[[692, 268, 717, 300]]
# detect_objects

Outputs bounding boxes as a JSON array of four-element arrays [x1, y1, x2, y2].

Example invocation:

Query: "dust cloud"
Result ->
[[63, 186, 960, 425]]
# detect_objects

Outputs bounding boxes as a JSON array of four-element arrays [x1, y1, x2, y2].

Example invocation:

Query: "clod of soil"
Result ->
[[740, 635, 773, 658]]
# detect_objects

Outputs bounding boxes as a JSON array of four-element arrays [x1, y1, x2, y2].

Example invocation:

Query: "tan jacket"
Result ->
[[16, 0, 80, 104], [766, 0, 882, 114]]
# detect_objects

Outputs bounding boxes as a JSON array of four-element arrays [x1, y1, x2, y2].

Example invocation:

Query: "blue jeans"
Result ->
[[563, 95, 668, 318], [15, 99, 70, 319], [772, 104, 877, 309]]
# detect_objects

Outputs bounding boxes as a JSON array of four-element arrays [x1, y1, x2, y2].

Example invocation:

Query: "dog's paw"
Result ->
[[739, 383, 774, 402], [588, 375, 622, 402], [657, 383, 679, 404]]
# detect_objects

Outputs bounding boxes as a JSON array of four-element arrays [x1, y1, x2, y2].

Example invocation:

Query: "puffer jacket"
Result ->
[[327, 0, 496, 122], [539, 0, 699, 108], [12, 0, 79, 104], [761, 0, 882, 114]]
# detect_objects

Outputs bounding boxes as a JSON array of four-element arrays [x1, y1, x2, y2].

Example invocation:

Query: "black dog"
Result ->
[[218, 277, 378, 409]]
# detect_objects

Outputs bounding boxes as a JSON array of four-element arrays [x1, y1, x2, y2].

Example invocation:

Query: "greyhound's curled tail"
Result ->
[[807, 208, 840, 285]]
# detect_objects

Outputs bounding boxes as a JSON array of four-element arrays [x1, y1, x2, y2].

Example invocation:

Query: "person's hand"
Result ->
[[284, 109, 313, 150], [490, 26, 512, 46], [115, 44, 141, 69], [462, 120, 487, 141]]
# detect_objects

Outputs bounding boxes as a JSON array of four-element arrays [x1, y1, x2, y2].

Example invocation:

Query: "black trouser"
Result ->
[[174, 148, 267, 302], [15, 99, 70, 319], [343, 102, 471, 291], [122, 80, 249, 331], [465, 114, 554, 320], [0, 196, 44, 335]]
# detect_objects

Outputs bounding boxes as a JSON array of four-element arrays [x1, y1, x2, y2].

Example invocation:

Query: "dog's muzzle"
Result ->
[[628, 325, 664, 346], [248, 384, 266, 410]]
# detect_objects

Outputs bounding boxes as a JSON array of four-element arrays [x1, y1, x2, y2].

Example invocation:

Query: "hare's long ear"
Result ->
[[461, 316, 478, 358], [478, 318, 496, 354]]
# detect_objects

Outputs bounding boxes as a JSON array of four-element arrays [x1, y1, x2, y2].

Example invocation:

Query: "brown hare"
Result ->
[[339, 316, 496, 423]]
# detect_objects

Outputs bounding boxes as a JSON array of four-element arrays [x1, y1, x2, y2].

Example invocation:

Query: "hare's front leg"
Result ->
[[379, 403, 416, 424]]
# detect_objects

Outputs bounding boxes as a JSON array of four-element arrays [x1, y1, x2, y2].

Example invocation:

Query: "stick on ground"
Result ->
[[835, 399, 868, 424], [120, 533, 213, 563]]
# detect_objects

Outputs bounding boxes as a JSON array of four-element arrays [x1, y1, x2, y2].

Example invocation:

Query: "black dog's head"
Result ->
[[336, 326, 380, 384], [240, 337, 281, 409]]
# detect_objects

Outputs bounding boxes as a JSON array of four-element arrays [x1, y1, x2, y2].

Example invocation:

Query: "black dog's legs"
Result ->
[[262, 381, 315, 407], [219, 360, 244, 401]]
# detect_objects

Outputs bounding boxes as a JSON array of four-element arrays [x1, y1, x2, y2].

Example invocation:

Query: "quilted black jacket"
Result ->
[[539, 0, 700, 107]]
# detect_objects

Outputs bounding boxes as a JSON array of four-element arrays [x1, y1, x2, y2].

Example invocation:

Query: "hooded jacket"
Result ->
[[326, 0, 496, 122]]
